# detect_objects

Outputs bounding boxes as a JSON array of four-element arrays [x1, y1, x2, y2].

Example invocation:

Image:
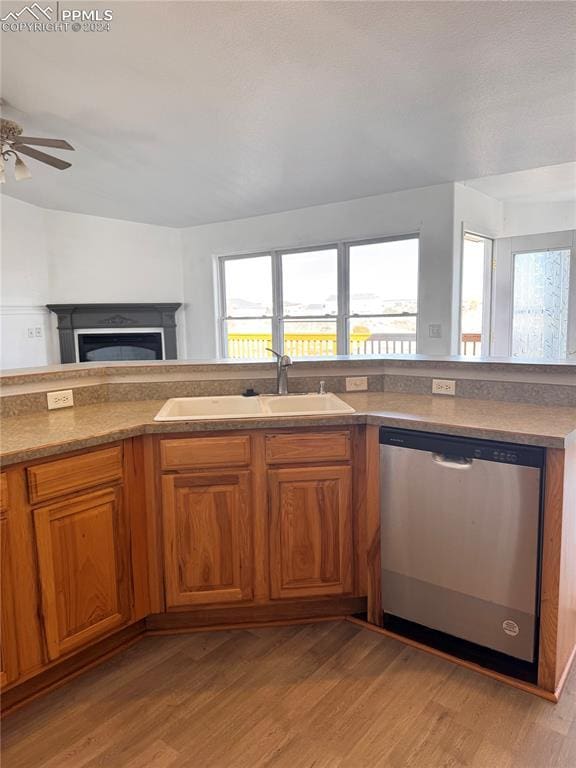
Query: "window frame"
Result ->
[[217, 251, 277, 358], [458, 231, 494, 357], [218, 233, 420, 359], [345, 234, 420, 354], [277, 243, 341, 356]]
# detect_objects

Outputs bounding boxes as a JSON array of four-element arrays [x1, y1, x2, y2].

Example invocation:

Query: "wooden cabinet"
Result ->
[[162, 471, 254, 607], [1, 474, 19, 688], [268, 465, 353, 599], [159, 430, 356, 610], [2, 427, 359, 710], [33, 487, 131, 661]]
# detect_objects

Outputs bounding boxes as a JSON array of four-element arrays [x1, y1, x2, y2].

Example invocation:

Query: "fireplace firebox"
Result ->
[[77, 332, 164, 362]]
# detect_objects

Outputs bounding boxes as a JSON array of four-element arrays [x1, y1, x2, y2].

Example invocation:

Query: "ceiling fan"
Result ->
[[0, 117, 74, 182]]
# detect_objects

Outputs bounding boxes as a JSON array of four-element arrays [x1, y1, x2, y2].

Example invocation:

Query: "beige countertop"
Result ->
[[1, 392, 574, 466]]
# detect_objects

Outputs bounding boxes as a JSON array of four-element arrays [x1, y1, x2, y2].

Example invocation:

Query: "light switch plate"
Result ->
[[47, 389, 74, 410], [432, 379, 456, 396], [428, 323, 442, 339], [346, 376, 368, 391]]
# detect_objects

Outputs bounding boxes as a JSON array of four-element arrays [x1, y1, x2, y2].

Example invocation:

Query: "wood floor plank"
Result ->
[[3, 622, 576, 768], [123, 741, 181, 768]]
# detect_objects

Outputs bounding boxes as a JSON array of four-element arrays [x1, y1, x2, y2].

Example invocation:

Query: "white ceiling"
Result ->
[[2, 1, 575, 227]]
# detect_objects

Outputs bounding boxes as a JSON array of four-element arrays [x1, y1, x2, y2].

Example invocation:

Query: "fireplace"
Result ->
[[47, 303, 181, 364]]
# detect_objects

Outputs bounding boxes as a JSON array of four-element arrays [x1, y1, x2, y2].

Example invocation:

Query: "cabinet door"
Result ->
[[33, 487, 131, 661], [162, 472, 253, 607], [269, 466, 353, 599], [1, 484, 19, 687]]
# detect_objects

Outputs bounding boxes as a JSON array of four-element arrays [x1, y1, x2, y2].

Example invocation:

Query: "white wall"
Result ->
[[0, 196, 54, 368], [501, 200, 576, 238], [45, 210, 183, 304], [1, 196, 185, 369], [181, 184, 456, 358]]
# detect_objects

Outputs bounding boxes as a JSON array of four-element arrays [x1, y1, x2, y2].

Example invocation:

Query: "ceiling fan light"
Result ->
[[14, 154, 32, 181]]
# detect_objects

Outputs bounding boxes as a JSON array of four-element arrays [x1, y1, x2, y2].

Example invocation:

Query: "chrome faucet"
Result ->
[[266, 348, 292, 395]]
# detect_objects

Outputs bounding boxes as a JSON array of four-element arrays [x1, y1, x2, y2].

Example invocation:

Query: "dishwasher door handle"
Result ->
[[432, 453, 473, 470]]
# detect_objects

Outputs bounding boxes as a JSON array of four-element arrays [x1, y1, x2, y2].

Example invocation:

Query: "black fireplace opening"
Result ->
[[78, 332, 163, 362]]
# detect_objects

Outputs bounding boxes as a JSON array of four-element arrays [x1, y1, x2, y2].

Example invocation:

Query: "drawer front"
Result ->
[[160, 435, 251, 471], [27, 445, 124, 505], [265, 431, 351, 465]]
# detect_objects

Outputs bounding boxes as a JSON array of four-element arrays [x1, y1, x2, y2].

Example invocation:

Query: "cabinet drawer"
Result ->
[[27, 446, 123, 505], [160, 435, 251, 471], [265, 431, 351, 464]]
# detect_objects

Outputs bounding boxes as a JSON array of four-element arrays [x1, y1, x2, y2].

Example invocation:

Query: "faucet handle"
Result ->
[[266, 348, 292, 366]]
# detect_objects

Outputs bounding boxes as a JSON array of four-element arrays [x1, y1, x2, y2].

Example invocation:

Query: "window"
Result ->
[[219, 235, 420, 359], [349, 238, 418, 355], [460, 233, 493, 356], [282, 248, 338, 358], [512, 249, 571, 360], [220, 255, 274, 358]]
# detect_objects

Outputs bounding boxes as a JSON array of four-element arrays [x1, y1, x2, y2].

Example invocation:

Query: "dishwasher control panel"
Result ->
[[379, 427, 545, 468]]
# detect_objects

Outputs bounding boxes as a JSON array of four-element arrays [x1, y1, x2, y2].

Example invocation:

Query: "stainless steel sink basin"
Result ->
[[154, 393, 355, 421]]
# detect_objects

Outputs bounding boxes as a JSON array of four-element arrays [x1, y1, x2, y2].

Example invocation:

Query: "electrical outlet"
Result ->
[[432, 379, 456, 396], [428, 323, 442, 339], [34, 326, 43, 338], [47, 389, 74, 410], [346, 376, 368, 392]]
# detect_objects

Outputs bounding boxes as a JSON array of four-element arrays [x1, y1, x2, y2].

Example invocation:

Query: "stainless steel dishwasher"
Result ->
[[380, 428, 544, 678]]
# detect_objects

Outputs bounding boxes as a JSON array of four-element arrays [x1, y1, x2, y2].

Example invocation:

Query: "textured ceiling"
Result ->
[[2, 1, 575, 226]]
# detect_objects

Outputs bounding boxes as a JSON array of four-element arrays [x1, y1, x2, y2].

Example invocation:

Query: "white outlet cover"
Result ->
[[346, 376, 368, 391], [47, 389, 75, 410], [432, 378, 456, 396]]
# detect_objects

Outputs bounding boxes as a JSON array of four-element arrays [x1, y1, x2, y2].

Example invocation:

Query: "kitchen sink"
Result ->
[[261, 393, 355, 416], [154, 395, 265, 421], [154, 393, 355, 421]]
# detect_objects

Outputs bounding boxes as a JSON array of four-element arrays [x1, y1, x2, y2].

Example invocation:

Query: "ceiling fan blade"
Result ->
[[14, 145, 72, 170], [15, 137, 74, 150]]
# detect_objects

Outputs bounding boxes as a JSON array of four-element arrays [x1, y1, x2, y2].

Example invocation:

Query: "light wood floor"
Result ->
[[3, 620, 576, 768]]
